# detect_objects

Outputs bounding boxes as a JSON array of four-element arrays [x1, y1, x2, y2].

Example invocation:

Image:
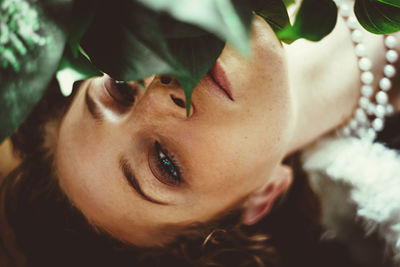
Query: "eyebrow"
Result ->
[[119, 156, 167, 205], [85, 89, 104, 121]]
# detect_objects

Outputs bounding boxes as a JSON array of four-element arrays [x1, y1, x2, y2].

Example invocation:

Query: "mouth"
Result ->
[[202, 61, 234, 101]]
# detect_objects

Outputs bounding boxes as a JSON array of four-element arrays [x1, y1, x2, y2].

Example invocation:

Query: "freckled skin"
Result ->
[[56, 16, 296, 246], [55, 12, 400, 246]]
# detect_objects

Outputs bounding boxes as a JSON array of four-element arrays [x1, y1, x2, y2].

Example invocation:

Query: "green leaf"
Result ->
[[81, 0, 225, 116], [0, 0, 73, 142], [355, 0, 400, 34], [137, 0, 252, 55], [67, 0, 100, 58], [167, 34, 225, 116], [56, 48, 102, 96], [277, 0, 338, 43], [282, 0, 296, 7], [254, 0, 291, 33], [375, 0, 400, 8]]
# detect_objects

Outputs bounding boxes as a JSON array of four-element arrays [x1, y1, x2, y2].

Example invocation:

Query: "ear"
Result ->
[[241, 164, 293, 226]]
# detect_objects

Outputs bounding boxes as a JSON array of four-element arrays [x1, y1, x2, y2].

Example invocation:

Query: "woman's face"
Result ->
[[56, 16, 296, 246]]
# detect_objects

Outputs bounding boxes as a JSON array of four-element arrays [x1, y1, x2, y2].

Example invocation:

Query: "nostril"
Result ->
[[170, 94, 186, 108], [160, 75, 172, 84]]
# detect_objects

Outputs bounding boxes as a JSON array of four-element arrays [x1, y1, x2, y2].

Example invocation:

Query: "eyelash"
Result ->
[[154, 141, 183, 186]]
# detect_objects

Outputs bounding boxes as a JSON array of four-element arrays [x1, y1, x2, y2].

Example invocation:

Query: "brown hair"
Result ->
[[0, 80, 326, 267]]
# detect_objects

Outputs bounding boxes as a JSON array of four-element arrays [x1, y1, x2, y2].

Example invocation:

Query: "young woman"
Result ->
[[1, 3, 399, 267]]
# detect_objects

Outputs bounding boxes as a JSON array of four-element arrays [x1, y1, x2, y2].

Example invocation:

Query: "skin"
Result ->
[[54, 11, 400, 246], [55, 16, 296, 246], [0, 1, 399, 257]]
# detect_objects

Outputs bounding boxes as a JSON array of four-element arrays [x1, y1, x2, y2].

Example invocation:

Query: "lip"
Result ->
[[201, 61, 234, 101]]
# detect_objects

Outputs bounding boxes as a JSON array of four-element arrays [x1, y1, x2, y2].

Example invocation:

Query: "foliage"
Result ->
[[0, 0, 73, 142], [376, 0, 400, 8], [277, 0, 338, 43], [355, 0, 400, 34], [0, 0, 400, 142], [0, 0, 47, 72]]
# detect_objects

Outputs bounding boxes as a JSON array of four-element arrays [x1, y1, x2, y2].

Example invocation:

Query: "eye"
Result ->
[[154, 141, 182, 186], [104, 75, 137, 106]]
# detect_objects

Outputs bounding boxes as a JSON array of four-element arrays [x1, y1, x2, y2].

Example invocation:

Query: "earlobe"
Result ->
[[241, 164, 293, 225]]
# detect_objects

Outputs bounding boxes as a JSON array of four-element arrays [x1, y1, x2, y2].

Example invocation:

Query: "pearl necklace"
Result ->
[[335, 1, 399, 142]]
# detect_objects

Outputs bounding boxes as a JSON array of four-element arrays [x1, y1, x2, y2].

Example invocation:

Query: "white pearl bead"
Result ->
[[352, 30, 363, 43], [359, 57, 372, 71], [347, 16, 358, 30], [366, 128, 377, 141], [342, 126, 351, 136], [376, 91, 388, 105], [361, 71, 374, 84], [367, 102, 376, 115], [386, 104, 394, 115], [375, 104, 386, 118], [372, 118, 384, 132], [340, 4, 350, 17], [355, 44, 367, 57], [357, 127, 368, 138], [385, 35, 398, 49], [359, 96, 369, 108], [386, 50, 399, 63], [361, 85, 373, 97], [349, 119, 358, 129], [355, 108, 367, 123], [384, 64, 396, 78], [379, 77, 392, 91]]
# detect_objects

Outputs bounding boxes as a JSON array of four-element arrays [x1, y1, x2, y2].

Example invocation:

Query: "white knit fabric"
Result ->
[[302, 135, 400, 265]]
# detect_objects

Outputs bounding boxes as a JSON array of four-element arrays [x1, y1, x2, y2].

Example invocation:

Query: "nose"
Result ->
[[140, 75, 193, 118], [159, 75, 186, 108]]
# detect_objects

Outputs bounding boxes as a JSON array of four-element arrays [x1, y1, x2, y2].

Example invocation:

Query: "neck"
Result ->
[[284, 11, 399, 155]]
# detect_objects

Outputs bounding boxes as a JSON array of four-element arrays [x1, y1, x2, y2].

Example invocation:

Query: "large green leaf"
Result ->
[[56, 0, 102, 97], [277, 0, 338, 43], [66, 0, 99, 58], [355, 0, 400, 34], [81, 0, 227, 116], [56, 48, 102, 96], [375, 0, 400, 8], [254, 0, 291, 34], [0, 0, 73, 142], [137, 0, 252, 55], [282, 0, 296, 7]]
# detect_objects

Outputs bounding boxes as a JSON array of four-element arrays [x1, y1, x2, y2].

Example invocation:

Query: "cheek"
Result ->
[[246, 45, 294, 155], [55, 99, 131, 226], [220, 32, 294, 153], [176, 124, 280, 202], [55, 125, 158, 244], [56, 127, 118, 216]]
